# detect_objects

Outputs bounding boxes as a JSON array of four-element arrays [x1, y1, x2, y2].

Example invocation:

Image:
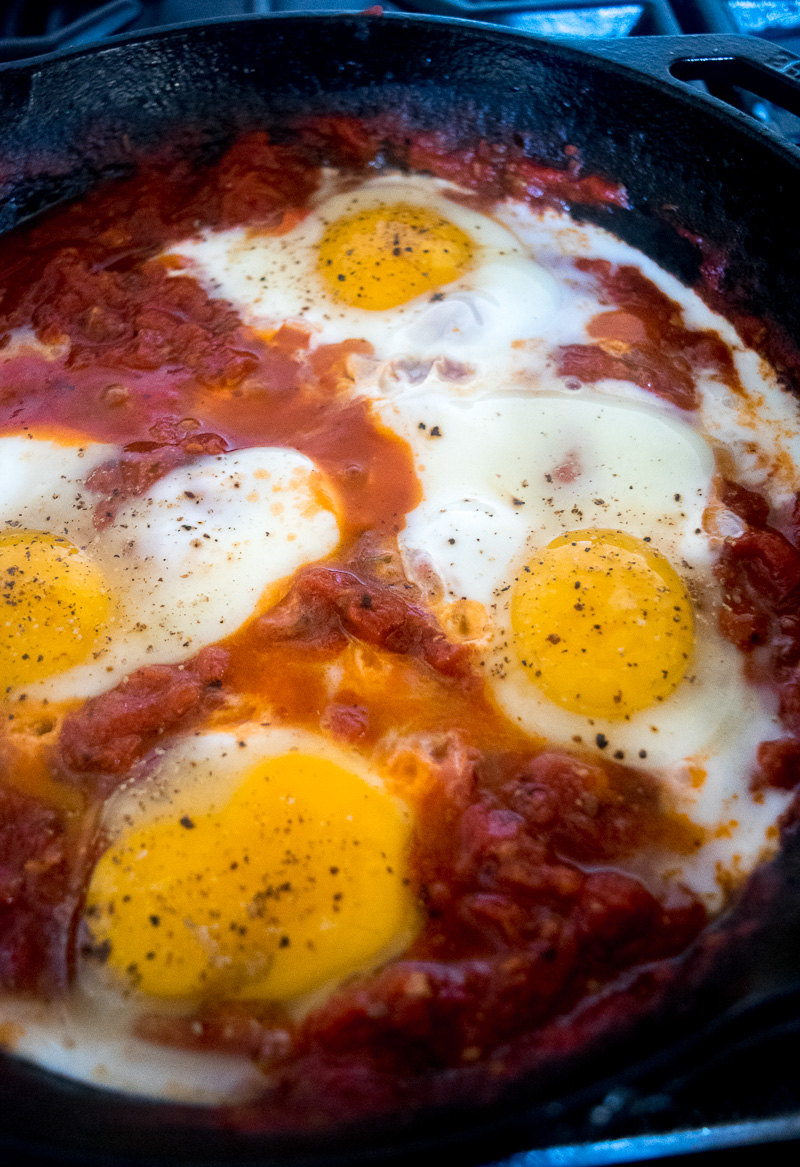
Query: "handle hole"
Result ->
[[669, 55, 800, 141]]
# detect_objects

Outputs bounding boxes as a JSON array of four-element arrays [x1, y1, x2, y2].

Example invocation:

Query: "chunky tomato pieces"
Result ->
[[87, 429, 229, 527], [134, 738, 705, 1127], [558, 260, 742, 412], [57, 646, 230, 780], [712, 478, 800, 790], [0, 786, 73, 993], [254, 566, 472, 678]]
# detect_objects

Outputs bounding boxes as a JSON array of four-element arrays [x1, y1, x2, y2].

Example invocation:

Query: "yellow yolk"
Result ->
[[510, 529, 694, 720], [84, 754, 417, 1003], [0, 530, 110, 689], [317, 201, 474, 310]]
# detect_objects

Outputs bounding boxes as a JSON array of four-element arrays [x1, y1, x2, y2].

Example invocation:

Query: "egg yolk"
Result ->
[[84, 753, 417, 1002], [317, 201, 474, 310], [0, 530, 110, 689], [510, 529, 694, 720]]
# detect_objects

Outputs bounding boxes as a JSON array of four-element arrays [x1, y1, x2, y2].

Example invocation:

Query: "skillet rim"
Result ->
[[1, 12, 800, 1164], [0, 12, 799, 166]]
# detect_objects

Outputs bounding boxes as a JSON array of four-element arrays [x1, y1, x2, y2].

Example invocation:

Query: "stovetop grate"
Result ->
[[0, 0, 140, 60], [0, 0, 780, 48], [2, 0, 800, 79]]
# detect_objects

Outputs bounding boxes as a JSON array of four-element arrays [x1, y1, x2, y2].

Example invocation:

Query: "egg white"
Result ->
[[0, 991, 268, 1104], [0, 434, 119, 527], [0, 440, 340, 701], [390, 391, 716, 590], [165, 173, 559, 387], [488, 204, 800, 505], [165, 171, 800, 522]]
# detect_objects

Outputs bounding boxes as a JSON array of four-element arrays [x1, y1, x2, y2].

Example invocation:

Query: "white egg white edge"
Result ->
[[0, 444, 340, 704]]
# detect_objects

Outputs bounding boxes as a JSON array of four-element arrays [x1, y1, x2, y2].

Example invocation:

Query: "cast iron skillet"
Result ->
[[2, 14, 800, 1165]]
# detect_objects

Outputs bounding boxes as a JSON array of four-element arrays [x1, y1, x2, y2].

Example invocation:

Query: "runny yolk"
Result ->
[[83, 753, 418, 1002], [0, 530, 110, 690], [317, 201, 474, 310], [510, 529, 694, 720]]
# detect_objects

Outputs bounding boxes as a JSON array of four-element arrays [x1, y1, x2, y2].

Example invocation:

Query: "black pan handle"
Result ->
[[570, 33, 800, 130]]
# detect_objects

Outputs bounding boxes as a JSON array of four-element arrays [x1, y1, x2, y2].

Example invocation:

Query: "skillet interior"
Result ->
[[1, 14, 800, 1164]]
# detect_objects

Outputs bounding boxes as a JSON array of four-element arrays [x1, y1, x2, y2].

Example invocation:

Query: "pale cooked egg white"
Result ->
[[0, 438, 340, 702], [0, 992, 267, 1104], [347, 200, 800, 522], [164, 173, 560, 386], [386, 391, 785, 909], [488, 204, 800, 503], [0, 327, 69, 364], [0, 433, 119, 525], [168, 172, 800, 513]]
